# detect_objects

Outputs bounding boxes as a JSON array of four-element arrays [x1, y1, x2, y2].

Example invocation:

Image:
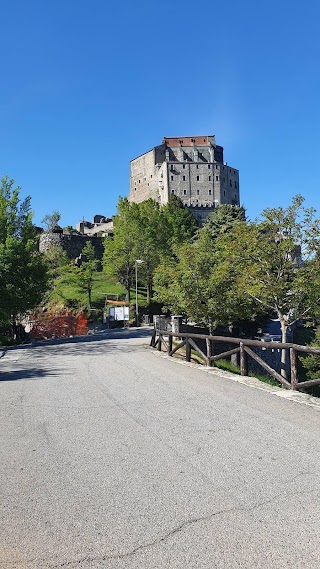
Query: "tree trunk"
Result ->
[[147, 278, 153, 305], [280, 321, 288, 379]]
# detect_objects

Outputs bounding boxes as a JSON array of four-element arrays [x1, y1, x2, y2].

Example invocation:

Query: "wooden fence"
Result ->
[[150, 328, 320, 391]]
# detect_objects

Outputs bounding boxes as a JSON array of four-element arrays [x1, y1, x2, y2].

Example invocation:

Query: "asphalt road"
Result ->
[[1, 328, 320, 569]]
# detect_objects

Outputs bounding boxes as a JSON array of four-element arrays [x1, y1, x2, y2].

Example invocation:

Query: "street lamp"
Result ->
[[135, 260, 144, 327]]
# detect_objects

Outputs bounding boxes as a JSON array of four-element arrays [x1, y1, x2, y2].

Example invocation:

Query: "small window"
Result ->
[[139, 179, 140, 183], [150, 174, 152, 178], [209, 189, 212, 195], [215, 164, 218, 169], [171, 175, 174, 181], [171, 189, 174, 194], [179, 139, 183, 144], [216, 175, 219, 181], [197, 189, 200, 195], [170, 165, 174, 171], [208, 165, 211, 169], [224, 191, 226, 196], [183, 189, 187, 195], [183, 175, 186, 181], [208, 176, 211, 181], [196, 164, 199, 169], [183, 164, 186, 169], [197, 176, 200, 181]]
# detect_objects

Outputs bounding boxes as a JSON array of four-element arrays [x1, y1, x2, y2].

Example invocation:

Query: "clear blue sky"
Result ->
[[1, 0, 319, 227]]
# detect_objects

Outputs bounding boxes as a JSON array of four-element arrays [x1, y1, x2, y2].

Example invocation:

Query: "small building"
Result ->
[[76, 215, 114, 237]]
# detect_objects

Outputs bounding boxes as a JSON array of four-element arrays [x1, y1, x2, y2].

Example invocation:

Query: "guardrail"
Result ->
[[150, 328, 320, 391]]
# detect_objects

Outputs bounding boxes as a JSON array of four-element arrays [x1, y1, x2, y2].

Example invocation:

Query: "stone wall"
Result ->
[[39, 232, 105, 260]]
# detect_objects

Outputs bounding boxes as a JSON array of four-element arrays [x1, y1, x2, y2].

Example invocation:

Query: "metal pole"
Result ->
[[135, 261, 138, 327]]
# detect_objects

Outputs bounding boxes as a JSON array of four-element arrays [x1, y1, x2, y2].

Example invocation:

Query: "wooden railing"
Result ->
[[150, 328, 320, 391]]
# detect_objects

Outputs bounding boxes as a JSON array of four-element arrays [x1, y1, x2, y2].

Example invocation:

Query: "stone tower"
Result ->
[[129, 135, 240, 225]]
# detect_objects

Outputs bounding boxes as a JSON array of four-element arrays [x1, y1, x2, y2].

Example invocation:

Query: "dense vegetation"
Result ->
[[0, 177, 49, 338]]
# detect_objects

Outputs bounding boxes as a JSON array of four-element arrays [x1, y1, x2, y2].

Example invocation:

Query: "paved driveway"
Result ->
[[1, 328, 320, 568]]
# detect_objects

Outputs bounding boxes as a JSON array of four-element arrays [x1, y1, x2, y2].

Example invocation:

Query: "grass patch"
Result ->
[[46, 271, 148, 310]]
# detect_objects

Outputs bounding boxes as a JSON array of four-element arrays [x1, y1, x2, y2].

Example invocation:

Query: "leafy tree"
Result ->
[[74, 241, 99, 308], [134, 199, 166, 303], [204, 204, 246, 240], [161, 195, 198, 247], [41, 210, 61, 232], [42, 244, 69, 282], [154, 229, 260, 333], [0, 176, 49, 330], [218, 195, 320, 377], [300, 327, 320, 380], [103, 198, 140, 303]]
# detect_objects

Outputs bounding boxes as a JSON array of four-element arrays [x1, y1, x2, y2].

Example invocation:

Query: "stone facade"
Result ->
[[129, 135, 240, 225], [39, 232, 105, 260]]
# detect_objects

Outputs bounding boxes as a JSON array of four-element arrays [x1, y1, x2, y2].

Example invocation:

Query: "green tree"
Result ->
[[41, 210, 61, 232], [204, 204, 246, 239], [154, 228, 259, 333], [42, 245, 69, 283], [103, 198, 140, 303], [134, 199, 166, 303], [75, 241, 99, 308], [0, 176, 49, 330], [218, 195, 320, 377], [161, 195, 198, 247]]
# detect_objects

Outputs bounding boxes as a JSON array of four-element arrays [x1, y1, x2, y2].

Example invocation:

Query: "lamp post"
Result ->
[[135, 260, 144, 327]]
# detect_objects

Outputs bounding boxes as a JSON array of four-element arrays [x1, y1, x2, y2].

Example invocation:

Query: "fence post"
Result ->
[[168, 334, 173, 355], [240, 342, 248, 376], [186, 338, 191, 362], [290, 347, 298, 390], [150, 329, 156, 347], [157, 334, 162, 352], [206, 337, 212, 366]]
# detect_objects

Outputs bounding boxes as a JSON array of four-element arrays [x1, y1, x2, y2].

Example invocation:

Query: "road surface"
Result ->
[[1, 328, 320, 568]]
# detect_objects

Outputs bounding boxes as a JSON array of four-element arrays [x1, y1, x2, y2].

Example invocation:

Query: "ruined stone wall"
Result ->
[[39, 233, 105, 260]]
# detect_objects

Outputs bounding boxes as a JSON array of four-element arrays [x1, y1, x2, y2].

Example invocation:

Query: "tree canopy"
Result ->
[[0, 177, 49, 327]]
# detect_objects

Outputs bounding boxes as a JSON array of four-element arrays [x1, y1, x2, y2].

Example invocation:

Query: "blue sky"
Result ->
[[1, 0, 319, 227]]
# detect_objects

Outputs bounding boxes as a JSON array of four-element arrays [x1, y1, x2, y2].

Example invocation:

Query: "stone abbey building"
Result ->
[[129, 135, 240, 225]]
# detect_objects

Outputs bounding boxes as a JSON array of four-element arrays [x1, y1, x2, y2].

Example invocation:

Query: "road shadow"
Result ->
[[1, 328, 154, 359], [0, 367, 60, 382]]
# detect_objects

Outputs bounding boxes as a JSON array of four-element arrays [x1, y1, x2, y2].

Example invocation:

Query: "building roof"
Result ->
[[163, 135, 216, 147]]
